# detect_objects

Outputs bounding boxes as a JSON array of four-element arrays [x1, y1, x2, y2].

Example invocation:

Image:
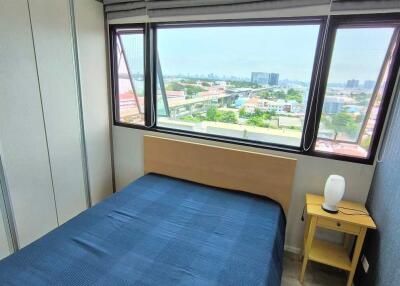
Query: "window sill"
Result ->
[[113, 122, 375, 165]]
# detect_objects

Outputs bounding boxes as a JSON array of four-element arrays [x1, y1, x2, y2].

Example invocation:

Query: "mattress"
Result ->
[[0, 173, 286, 285]]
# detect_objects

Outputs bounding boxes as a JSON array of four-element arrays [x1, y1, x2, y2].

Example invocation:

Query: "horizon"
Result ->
[[122, 24, 394, 85]]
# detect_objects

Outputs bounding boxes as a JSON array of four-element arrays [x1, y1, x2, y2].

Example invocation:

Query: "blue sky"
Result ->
[[156, 25, 394, 83]]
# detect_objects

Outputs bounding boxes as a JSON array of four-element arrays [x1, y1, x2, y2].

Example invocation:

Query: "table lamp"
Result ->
[[322, 175, 345, 214]]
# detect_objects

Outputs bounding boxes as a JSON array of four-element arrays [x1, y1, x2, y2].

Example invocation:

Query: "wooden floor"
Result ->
[[282, 252, 347, 286]]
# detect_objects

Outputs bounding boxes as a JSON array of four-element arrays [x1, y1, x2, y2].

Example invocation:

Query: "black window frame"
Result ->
[[110, 24, 148, 127], [109, 13, 400, 165], [307, 13, 400, 164]]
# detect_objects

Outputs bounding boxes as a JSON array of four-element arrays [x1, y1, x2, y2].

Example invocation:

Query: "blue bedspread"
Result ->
[[0, 174, 285, 285]]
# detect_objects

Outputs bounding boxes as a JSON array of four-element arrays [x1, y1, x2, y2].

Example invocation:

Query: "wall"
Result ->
[[74, 0, 114, 205], [112, 126, 375, 252], [354, 87, 400, 285]]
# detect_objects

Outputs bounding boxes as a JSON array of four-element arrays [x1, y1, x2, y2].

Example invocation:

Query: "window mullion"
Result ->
[[144, 23, 153, 127]]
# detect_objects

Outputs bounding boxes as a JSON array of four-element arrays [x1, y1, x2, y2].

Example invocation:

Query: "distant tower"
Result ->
[[268, 73, 279, 86], [346, 79, 359, 88], [251, 72, 279, 86]]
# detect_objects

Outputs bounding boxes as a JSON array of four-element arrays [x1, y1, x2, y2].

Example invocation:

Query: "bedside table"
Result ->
[[300, 193, 376, 286]]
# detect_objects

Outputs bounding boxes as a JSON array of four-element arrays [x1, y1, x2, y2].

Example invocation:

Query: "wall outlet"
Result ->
[[362, 255, 369, 273]]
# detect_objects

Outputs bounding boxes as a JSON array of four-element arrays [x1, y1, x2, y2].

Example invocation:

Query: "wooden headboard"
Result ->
[[144, 135, 297, 215]]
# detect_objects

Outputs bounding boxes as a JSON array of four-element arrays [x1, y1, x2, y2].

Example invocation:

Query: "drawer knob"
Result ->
[[337, 222, 341, 227]]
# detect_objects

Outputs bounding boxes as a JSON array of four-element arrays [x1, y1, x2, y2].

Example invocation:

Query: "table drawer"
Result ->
[[317, 217, 360, 235]]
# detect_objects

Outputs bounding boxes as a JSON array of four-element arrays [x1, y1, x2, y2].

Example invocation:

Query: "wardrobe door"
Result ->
[[0, 0, 58, 247], [0, 155, 13, 259], [29, 0, 88, 224]]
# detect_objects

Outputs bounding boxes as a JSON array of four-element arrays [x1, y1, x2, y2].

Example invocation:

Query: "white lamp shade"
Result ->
[[322, 175, 345, 213]]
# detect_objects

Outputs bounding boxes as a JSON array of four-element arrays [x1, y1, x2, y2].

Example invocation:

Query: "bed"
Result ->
[[0, 136, 297, 285]]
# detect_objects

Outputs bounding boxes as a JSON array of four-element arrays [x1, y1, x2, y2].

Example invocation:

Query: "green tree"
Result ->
[[324, 112, 359, 140], [166, 82, 185, 91], [219, 111, 238, 123], [259, 90, 272, 99], [206, 106, 218, 121], [228, 81, 261, 89], [246, 116, 265, 127], [185, 85, 205, 95], [286, 88, 303, 103], [272, 90, 286, 100], [352, 92, 370, 106], [181, 79, 197, 84], [239, 107, 247, 118], [254, 108, 264, 117]]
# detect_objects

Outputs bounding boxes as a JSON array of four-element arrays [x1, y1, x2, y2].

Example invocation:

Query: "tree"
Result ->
[[286, 88, 303, 103], [259, 90, 272, 99], [166, 82, 185, 91], [206, 106, 218, 121], [325, 112, 358, 140], [246, 116, 265, 127], [228, 80, 261, 89], [185, 85, 205, 95], [239, 107, 247, 118], [352, 92, 370, 106], [206, 107, 238, 124], [273, 90, 286, 100], [254, 108, 264, 117], [219, 111, 238, 123]]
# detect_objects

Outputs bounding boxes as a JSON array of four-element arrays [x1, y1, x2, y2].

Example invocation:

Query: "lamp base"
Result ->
[[321, 203, 339, 214]]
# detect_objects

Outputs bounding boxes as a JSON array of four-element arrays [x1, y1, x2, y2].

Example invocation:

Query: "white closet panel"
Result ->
[[29, 0, 88, 224], [74, 0, 114, 204], [0, 158, 13, 259], [0, 0, 58, 247], [0, 210, 11, 259]]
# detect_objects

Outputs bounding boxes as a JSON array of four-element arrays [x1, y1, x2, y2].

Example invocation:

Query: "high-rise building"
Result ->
[[251, 72, 279, 86], [268, 73, 279, 86], [346, 79, 359, 88]]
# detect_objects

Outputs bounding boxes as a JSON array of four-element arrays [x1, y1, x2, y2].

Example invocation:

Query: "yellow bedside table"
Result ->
[[300, 193, 376, 286]]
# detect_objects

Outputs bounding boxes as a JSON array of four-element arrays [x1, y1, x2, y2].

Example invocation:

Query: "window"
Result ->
[[314, 18, 400, 161], [110, 15, 400, 164], [155, 22, 321, 147], [112, 26, 145, 125]]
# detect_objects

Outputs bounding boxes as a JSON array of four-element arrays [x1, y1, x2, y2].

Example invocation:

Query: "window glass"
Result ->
[[315, 27, 395, 158], [115, 29, 145, 125], [156, 24, 321, 146]]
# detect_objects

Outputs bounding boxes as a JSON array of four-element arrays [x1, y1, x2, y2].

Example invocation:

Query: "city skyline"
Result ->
[[156, 25, 394, 83], [122, 25, 394, 86]]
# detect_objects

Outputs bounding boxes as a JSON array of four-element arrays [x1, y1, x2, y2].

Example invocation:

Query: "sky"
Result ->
[[122, 25, 394, 84], [327, 27, 393, 84], [156, 25, 394, 83]]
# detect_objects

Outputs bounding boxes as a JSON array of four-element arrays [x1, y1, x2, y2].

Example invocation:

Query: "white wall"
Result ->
[[74, 0, 114, 205], [112, 127, 375, 252]]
